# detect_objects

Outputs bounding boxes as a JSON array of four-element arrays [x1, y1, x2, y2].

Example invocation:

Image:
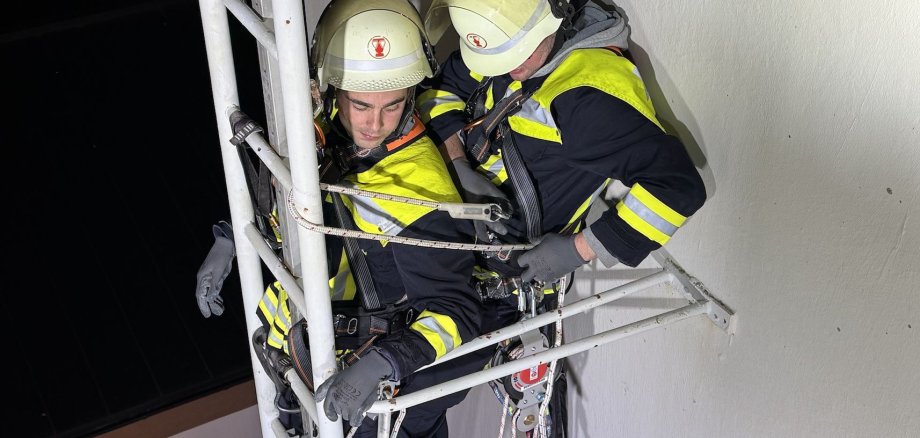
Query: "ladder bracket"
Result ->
[[652, 249, 735, 333]]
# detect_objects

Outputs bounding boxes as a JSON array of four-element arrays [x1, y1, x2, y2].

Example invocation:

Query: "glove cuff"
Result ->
[[365, 347, 397, 380], [213, 220, 234, 241], [583, 226, 620, 268]]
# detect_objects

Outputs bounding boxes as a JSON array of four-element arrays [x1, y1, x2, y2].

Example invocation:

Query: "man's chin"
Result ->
[[354, 139, 380, 150]]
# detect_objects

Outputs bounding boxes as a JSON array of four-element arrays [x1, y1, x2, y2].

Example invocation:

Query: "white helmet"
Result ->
[[424, 0, 563, 77], [311, 0, 437, 92]]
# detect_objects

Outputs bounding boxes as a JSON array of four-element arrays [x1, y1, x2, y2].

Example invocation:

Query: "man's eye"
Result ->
[[353, 104, 369, 111], [385, 105, 402, 113]]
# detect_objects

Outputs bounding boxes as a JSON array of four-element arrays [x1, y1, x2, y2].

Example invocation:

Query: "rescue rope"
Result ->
[[537, 276, 568, 438], [287, 190, 535, 252], [321, 182, 452, 211], [390, 410, 407, 438], [498, 393, 511, 438]]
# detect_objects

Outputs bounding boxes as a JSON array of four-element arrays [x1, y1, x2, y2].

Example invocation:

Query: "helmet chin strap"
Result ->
[[392, 87, 417, 139]]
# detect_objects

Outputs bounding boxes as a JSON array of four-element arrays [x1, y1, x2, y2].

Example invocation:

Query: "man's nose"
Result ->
[[367, 111, 383, 131]]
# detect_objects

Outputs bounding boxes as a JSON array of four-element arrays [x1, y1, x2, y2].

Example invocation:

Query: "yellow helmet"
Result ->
[[425, 0, 563, 77], [311, 0, 437, 92]]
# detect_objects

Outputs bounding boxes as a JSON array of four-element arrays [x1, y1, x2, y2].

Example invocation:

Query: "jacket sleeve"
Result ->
[[416, 50, 480, 146], [373, 210, 483, 379], [553, 87, 707, 267]]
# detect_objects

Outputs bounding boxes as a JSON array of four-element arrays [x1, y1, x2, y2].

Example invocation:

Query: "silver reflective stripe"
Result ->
[[623, 192, 678, 236], [329, 50, 424, 72], [485, 158, 505, 180], [330, 268, 350, 300], [515, 97, 558, 130], [347, 191, 406, 236], [466, 2, 548, 56], [589, 182, 607, 200], [261, 294, 278, 317], [417, 93, 463, 115], [415, 316, 456, 353], [268, 331, 286, 347]]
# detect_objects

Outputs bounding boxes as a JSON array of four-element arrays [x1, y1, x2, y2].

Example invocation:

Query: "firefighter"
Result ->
[[418, 0, 707, 285], [258, 0, 504, 435]]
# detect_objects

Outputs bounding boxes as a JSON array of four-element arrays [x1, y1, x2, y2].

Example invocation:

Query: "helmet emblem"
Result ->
[[466, 33, 487, 49], [368, 36, 390, 59]]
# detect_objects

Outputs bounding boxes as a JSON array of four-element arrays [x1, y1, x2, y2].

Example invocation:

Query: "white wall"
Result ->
[[449, 1, 920, 437]]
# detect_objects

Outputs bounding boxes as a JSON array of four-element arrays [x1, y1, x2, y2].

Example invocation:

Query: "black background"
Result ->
[[1, 1, 266, 436]]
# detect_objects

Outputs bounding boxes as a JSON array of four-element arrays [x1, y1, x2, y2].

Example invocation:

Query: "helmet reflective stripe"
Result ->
[[327, 50, 428, 75], [425, 0, 563, 76], [459, 1, 548, 56], [312, 0, 435, 92]]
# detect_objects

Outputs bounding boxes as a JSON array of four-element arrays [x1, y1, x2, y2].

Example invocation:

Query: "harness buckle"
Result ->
[[346, 317, 359, 335], [489, 200, 513, 221]]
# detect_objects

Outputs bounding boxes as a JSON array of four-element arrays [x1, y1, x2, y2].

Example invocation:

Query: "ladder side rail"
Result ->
[[368, 302, 710, 414], [249, 0, 298, 276], [198, 0, 275, 436], [271, 418, 292, 438], [286, 369, 320, 425], [269, 0, 343, 436]]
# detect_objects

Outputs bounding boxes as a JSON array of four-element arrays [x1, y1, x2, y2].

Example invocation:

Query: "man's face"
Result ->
[[508, 33, 555, 81], [336, 88, 409, 149]]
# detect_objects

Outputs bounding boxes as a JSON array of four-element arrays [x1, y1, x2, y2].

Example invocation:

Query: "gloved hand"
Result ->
[[451, 159, 510, 241], [195, 221, 235, 318], [314, 349, 395, 427], [518, 233, 587, 283]]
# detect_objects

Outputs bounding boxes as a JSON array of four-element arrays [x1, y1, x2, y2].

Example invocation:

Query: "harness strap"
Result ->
[[229, 109, 281, 249], [331, 192, 384, 311], [467, 87, 532, 164], [498, 122, 542, 243]]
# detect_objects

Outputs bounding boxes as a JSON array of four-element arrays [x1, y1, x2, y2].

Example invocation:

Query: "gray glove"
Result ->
[[518, 233, 587, 283], [195, 221, 235, 318], [315, 349, 395, 427], [451, 159, 510, 241]]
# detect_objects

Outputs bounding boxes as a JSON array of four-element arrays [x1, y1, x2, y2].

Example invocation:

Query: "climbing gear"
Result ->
[[332, 190, 385, 310], [487, 276, 569, 438], [325, 181, 510, 223], [463, 78, 544, 243], [252, 326, 305, 436], [195, 220, 235, 318], [225, 106, 522, 251], [229, 109, 283, 250], [311, 0, 437, 92], [424, 0, 564, 77], [286, 307, 402, 392], [288, 189, 534, 252], [451, 158, 512, 241]]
